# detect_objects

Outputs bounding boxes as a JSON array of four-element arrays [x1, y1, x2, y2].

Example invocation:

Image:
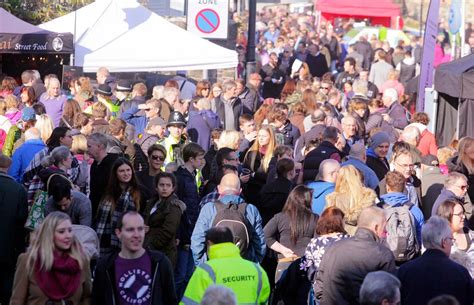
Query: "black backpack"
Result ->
[[212, 200, 252, 257]]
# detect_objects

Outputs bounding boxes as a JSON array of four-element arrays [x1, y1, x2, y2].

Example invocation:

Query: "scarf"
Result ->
[[110, 189, 136, 247], [35, 251, 81, 301]]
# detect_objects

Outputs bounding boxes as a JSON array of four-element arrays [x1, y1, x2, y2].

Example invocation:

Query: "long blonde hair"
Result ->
[[26, 212, 86, 275], [245, 125, 277, 172], [458, 137, 474, 174], [35, 114, 54, 143], [329, 165, 376, 218]]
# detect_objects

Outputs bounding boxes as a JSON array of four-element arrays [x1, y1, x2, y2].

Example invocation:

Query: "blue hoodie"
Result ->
[[190, 194, 265, 266], [8, 139, 46, 183], [380, 192, 425, 244], [307, 181, 335, 216]]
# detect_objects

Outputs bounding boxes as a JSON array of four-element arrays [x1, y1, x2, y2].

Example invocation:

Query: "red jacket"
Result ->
[[417, 129, 438, 156]]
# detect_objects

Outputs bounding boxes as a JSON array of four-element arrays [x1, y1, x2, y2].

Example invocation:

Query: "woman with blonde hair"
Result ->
[[325, 165, 377, 235], [209, 82, 223, 100], [0, 99, 12, 133], [380, 69, 405, 98], [449, 137, 474, 203], [10, 212, 91, 305], [72, 134, 91, 194], [243, 125, 277, 204], [217, 130, 242, 151], [35, 114, 54, 143], [4, 94, 21, 124]]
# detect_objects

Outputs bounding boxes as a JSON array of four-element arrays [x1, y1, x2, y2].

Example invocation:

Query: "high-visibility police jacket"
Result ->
[[84, 99, 120, 118], [160, 135, 183, 165], [181, 242, 270, 305]]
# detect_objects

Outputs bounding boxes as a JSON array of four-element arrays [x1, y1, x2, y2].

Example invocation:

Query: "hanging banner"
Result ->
[[448, 0, 462, 35], [0, 33, 73, 54], [417, 0, 441, 111]]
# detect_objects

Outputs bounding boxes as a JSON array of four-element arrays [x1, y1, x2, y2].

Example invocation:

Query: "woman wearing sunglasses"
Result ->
[[136, 144, 167, 197]]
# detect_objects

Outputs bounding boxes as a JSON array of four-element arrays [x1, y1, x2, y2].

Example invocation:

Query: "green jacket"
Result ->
[[144, 194, 185, 267], [2, 125, 21, 157], [181, 242, 270, 305]]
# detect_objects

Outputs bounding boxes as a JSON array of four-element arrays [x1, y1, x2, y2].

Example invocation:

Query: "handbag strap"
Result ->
[[46, 173, 73, 193]]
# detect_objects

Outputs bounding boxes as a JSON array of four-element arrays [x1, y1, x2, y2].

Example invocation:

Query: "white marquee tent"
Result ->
[[39, 0, 238, 72]]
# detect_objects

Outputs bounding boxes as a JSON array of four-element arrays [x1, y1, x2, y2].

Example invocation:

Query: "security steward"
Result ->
[[160, 111, 188, 166], [181, 227, 270, 305]]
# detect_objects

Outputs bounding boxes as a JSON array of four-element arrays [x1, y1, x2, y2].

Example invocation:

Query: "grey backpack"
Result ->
[[378, 201, 419, 262]]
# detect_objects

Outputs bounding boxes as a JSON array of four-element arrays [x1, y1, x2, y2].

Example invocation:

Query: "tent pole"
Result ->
[[460, 0, 466, 57]]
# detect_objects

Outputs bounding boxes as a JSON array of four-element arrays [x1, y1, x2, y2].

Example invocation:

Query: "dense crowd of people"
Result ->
[[1, 7, 474, 305]]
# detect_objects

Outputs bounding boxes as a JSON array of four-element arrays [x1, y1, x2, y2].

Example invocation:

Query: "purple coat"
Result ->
[[39, 93, 67, 127], [186, 110, 221, 150]]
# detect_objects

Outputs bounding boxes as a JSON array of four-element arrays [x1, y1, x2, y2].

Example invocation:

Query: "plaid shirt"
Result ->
[[95, 190, 136, 256], [199, 189, 220, 209]]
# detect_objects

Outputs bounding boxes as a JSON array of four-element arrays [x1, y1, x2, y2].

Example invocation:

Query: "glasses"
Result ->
[[396, 162, 414, 169], [144, 108, 152, 112], [445, 237, 456, 245], [453, 212, 466, 218], [202, 88, 210, 90], [151, 155, 165, 161], [456, 184, 469, 190]]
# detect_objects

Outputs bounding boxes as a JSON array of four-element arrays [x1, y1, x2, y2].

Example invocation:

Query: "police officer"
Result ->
[[181, 227, 270, 305], [160, 111, 188, 166], [85, 84, 120, 118]]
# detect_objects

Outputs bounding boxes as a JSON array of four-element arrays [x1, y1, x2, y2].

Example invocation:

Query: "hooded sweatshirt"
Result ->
[[307, 181, 335, 215], [381, 192, 425, 244]]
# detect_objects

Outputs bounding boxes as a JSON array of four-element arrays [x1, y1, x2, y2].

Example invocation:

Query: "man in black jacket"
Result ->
[[303, 126, 344, 182], [0, 154, 28, 305], [398, 216, 474, 305], [305, 44, 329, 79], [87, 133, 119, 219], [92, 211, 177, 305], [316, 206, 396, 305]]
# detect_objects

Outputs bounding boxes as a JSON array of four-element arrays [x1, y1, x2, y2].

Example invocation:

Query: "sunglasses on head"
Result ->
[[151, 155, 165, 161]]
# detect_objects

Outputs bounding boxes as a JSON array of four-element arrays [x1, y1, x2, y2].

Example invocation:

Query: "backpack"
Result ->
[[212, 200, 251, 257], [378, 201, 419, 262]]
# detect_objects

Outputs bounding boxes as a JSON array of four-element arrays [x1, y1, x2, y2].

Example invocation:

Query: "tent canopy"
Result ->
[[434, 54, 474, 99], [0, 8, 73, 54], [39, 0, 238, 72], [315, 0, 401, 27], [434, 54, 474, 146]]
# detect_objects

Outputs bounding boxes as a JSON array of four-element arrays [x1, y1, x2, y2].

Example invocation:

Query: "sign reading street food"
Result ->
[[0, 33, 73, 54], [186, 0, 229, 39]]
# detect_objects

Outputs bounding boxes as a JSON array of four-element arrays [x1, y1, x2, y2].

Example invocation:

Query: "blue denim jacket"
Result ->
[[190, 194, 266, 265]]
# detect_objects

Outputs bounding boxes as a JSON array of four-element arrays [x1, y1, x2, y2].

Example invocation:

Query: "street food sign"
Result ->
[[187, 0, 229, 39]]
